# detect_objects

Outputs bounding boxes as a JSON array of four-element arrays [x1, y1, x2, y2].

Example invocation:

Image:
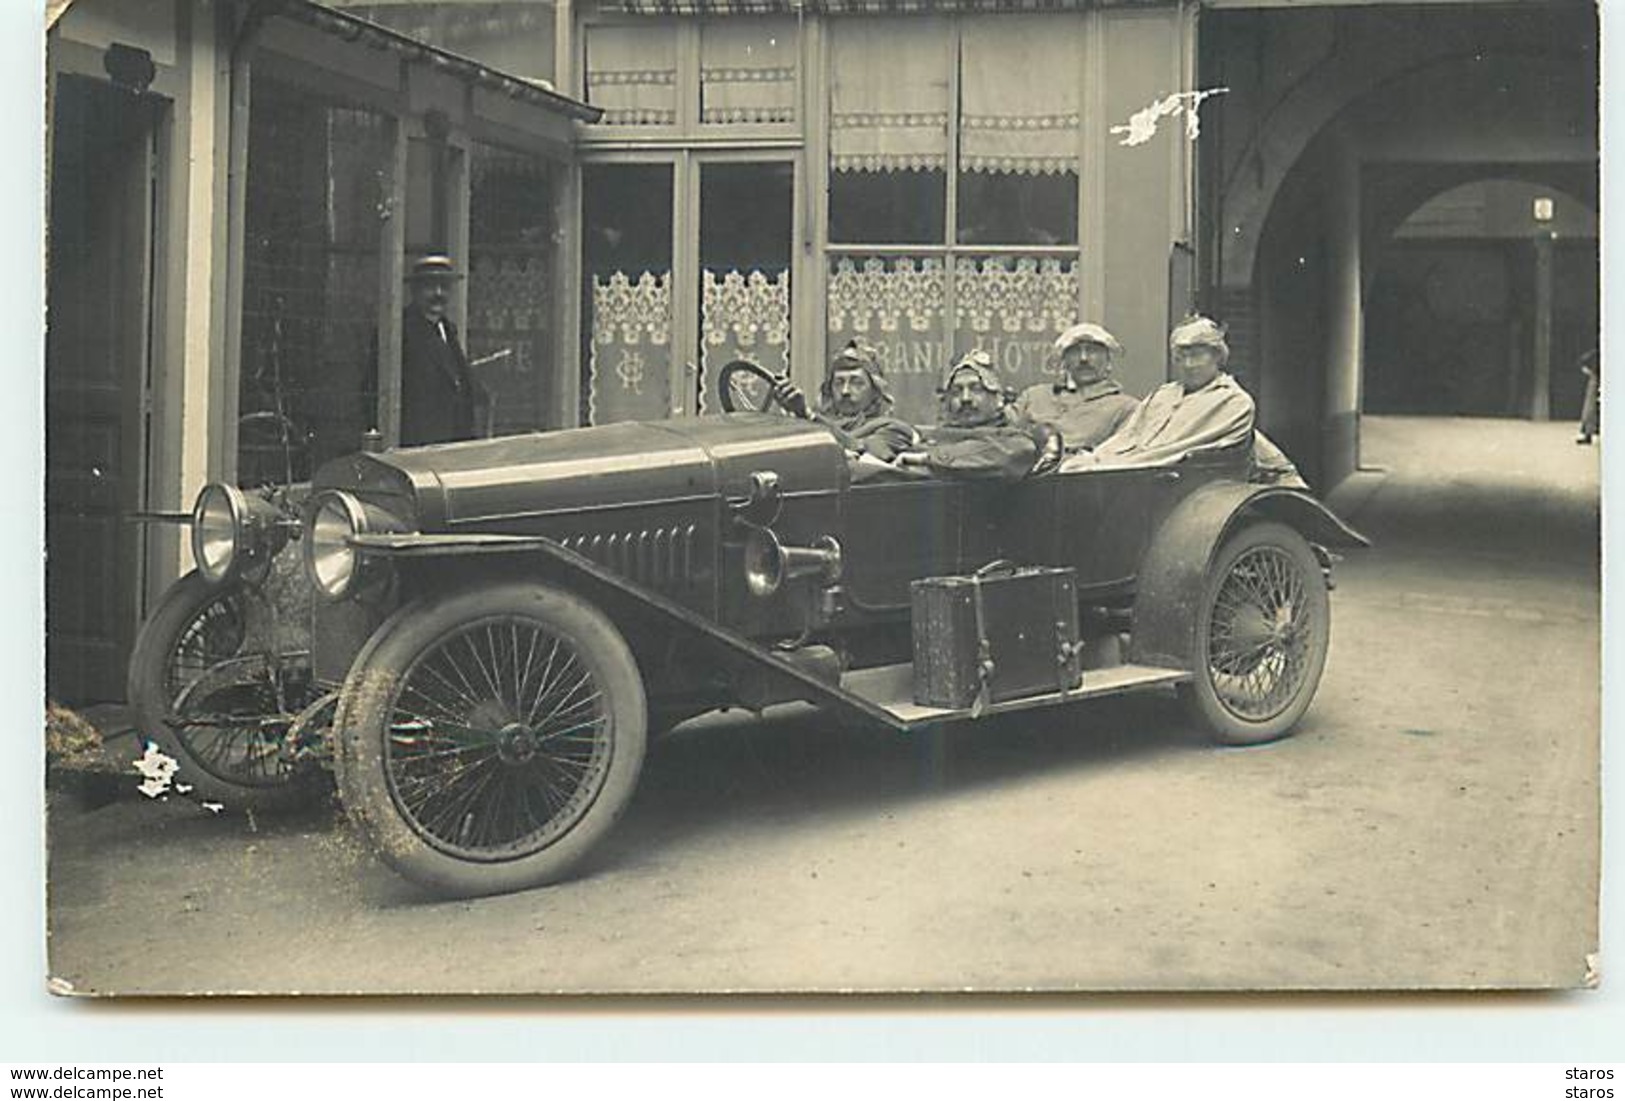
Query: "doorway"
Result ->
[[1363, 179, 1599, 422], [696, 159, 793, 412], [45, 75, 159, 704], [582, 154, 796, 423], [1364, 241, 1530, 417]]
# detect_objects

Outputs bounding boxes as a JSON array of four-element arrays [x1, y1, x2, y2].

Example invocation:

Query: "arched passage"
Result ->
[[1201, 3, 1596, 489], [1363, 178, 1597, 420]]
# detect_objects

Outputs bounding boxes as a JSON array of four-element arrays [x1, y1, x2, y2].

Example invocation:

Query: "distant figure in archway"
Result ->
[[1577, 349, 1600, 445]]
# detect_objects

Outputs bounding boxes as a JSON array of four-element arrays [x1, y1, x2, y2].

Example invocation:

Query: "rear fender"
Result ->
[[1127, 483, 1368, 669]]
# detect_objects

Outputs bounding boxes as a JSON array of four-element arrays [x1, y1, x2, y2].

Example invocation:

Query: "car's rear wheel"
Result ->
[[335, 582, 647, 898], [127, 571, 322, 809], [1181, 521, 1329, 746]]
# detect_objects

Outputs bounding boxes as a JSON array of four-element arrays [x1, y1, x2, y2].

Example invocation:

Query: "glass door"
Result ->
[[583, 161, 676, 424], [695, 158, 794, 412], [583, 155, 795, 422]]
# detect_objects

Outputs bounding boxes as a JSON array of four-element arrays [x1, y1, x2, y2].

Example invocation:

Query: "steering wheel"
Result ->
[[716, 359, 789, 414]]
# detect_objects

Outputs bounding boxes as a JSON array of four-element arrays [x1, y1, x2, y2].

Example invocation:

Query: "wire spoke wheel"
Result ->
[[1183, 522, 1330, 746], [128, 571, 322, 807], [384, 617, 613, 861], [164, 594, 309, 791], [163, 590, 248, 702], [173, 671, 309, 789], [1206, 546, 1312, 720], [337, 583, 647, 898]]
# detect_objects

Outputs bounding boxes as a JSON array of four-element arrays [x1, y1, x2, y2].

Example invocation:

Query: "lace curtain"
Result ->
[[827, 255, 1079, 423], [826, 256, 946, 421], [589, 271, 674, 423], [826, 17, 1078, 175], [959, 15, 1081, 175], [701, 20, 797, 124], [585, 25, 678, 125], [699, 268, 791, 411], [829, 19, 950, 173]]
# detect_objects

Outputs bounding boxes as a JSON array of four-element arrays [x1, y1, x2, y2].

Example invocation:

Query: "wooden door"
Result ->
[[45, 76, 156, 704]]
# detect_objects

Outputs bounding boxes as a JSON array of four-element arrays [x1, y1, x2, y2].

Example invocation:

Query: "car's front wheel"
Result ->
[[335, 582, 648, 898], [1181, 521, 1330, 746]]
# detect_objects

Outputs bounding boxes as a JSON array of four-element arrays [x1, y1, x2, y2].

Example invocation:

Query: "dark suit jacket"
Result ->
[[400, 308, 479, 446]]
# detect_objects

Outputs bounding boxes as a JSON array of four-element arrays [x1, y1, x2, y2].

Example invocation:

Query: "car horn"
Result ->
[[741, 525, 843, 599]]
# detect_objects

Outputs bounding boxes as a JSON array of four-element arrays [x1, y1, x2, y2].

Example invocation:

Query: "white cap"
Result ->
[[1054, 322, 1122, 356]]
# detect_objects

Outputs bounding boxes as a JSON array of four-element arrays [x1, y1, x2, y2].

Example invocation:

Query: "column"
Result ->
[[1531, 233, 1553, 420]]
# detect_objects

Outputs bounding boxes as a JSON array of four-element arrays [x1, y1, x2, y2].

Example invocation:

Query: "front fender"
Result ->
[[1127, 482, 1368, 669], [346, 531, 909, 731]]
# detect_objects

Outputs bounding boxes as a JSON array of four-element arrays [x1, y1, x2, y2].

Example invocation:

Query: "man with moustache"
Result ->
[[771, 340, 917, 461], [398, 255, 486, 446], [1013, 322, 1140, 453], [899, 351, 1050, 481]]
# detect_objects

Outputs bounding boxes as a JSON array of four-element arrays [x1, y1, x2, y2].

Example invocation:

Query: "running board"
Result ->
[[839, 662, 1192, 731]]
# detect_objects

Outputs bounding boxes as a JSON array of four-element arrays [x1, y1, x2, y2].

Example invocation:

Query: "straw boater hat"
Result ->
[[407, 254, 464, 282]]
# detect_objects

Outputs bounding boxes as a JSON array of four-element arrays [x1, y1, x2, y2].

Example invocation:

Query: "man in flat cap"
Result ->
[[1076, 315, 1256, 469], [771, 340, 917, 462], [1014, 322, 1140, 453], [399, 254, 486, 446], [900, 351, 1051, 481]]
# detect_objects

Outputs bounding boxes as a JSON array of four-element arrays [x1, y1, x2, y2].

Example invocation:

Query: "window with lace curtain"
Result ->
[[827, 14, 1083, 424], [584, 24, 679, 126], [701, 19, 797, 126], [583, 18, 798, 131]]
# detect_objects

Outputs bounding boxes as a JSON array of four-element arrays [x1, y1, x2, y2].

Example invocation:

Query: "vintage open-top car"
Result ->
[[128, 361, 1366, 898]]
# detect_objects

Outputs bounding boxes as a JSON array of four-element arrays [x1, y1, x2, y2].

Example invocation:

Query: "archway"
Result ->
[[1206, 4, 1597, 489]]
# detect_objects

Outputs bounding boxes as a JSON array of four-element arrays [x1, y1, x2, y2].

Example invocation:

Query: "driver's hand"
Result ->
[[769, 377, 810, 419]]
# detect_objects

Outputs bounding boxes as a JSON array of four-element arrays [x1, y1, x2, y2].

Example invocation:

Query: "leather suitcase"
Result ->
[[910, 562, 1083, 711]]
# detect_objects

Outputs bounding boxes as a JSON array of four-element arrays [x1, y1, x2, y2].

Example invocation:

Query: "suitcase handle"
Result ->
[[972, 558, 1020, 579]]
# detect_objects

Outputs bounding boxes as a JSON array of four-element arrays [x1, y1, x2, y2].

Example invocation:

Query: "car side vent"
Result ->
[[561, 524, 697, 586]]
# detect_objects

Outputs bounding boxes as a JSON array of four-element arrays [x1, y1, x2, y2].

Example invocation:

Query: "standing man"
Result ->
[[400, 254, 485, 446], [1576, 349, 1600, 445], [1014, 322, 1140, 453]]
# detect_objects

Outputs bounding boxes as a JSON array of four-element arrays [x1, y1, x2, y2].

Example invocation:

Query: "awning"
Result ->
[[286, 1, 603, 121], [604, 0, 1167, 14]]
